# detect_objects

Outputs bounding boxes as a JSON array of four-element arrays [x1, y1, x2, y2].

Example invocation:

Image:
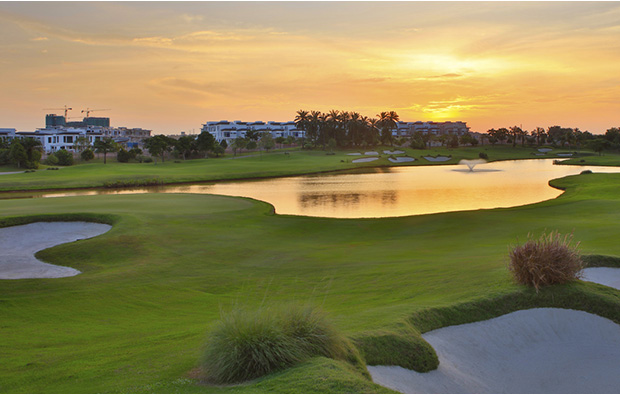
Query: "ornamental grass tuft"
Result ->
[[508, 230, 583, 291], [201, 304, 350, 384]]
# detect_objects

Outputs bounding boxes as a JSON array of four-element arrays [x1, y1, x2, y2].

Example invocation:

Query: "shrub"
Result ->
[[116, 148, 132, 163], [508, 230, 583, 291], [580, 170, 592, 174], [479, 152, 489, 160], [44, 153, 59, 166], [81, 149, 95, 161], [142, 156, 153, 163], [201, 305, 350, 384], [55, 149, 74, 166]]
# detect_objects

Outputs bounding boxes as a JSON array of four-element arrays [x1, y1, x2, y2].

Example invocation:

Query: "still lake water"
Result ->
[[18, 159, 620, 218]]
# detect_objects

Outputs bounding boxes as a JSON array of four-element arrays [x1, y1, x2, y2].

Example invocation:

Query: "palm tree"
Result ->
[[533, 127, 545, 146], [368, 118, 379, 147], [509, 126, 522, 147], [294, 110, 310, 148], [378, 111, 399, 146]]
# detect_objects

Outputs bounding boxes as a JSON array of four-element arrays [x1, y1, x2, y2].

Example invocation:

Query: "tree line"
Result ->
[[484, 125, 620, 154], [294, 109, 401, 149]]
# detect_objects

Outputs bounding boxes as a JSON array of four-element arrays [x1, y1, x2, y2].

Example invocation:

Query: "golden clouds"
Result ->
[[1, 2, 619, 133]]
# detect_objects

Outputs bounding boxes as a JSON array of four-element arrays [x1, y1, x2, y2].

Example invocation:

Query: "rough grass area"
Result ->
[[0, 212, 117, 228], [201, 305, 361, 384], [508, 230, 583, 290], [582, 254, 620, 268], [353, 325, 439, 372]]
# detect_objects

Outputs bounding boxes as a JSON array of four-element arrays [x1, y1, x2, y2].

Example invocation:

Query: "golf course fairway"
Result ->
[[2, 171, 620, 393]]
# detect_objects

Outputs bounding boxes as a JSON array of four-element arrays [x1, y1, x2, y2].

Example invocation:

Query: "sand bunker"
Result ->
[[384, 150, 405, 155], [352, 157, 379, 163], [346, 152, 362, 156], [423, 156, 451, 162], [368, 308, 620, 393], [364, 151, 379, 155], [538, 148, 553, 152], [582, 267, 620, 290], [0, 222, 112, 279], [388, 157, 415, 163]]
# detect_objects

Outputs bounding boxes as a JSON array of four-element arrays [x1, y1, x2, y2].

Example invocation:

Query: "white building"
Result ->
[[394, 121, 470, 137], [202, 120, 305, 144], [0, 126, 151, 153]]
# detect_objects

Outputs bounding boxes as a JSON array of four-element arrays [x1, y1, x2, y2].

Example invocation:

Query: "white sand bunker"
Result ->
[[389, 157, 415, 163], [352, 157, 379, 163], [364, 151, 379, 155], [384, 150, 405, 155], [346, 152, 362, 156], [0, 222, 112, 279], [369, 308, 620, 393], [583, 267, 620, 290], [423, 156, 451, 162]]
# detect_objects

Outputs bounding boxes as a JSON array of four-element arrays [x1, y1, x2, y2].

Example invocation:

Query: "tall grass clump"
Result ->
[[508, 230, 583, 291], [201, 305, 352, 384]]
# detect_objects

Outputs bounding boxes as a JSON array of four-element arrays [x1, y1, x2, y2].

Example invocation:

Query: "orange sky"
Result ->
[[1, 2, 619, 134]]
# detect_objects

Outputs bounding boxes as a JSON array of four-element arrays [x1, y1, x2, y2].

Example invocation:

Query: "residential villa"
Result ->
[[202, 119, 470, 144], [201, 120, 305, 144], [1, 115, 151, 153]]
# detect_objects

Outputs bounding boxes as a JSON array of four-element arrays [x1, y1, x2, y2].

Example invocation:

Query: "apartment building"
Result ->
[[201, 120, 305, 143], [395, 121, 470, 137], [2, 115, 151, 153]]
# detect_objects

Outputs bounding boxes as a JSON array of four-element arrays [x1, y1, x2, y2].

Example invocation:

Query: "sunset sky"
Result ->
[[1, 2, 619, 134]]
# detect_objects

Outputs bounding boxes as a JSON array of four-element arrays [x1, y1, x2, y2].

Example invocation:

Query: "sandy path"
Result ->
[[368, 308, 620, 393], [0, 222, 112, 279]]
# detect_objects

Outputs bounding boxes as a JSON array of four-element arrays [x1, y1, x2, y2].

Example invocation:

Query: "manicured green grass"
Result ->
[[0, 145, 581, 192], [560, 150, 620, 166], [2, 170, 620, 392]]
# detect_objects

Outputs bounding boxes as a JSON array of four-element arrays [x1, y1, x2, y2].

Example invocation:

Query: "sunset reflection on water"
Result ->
[[10, 159, 620, 218]]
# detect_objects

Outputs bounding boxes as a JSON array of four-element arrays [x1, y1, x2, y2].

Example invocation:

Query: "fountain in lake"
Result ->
[[459, 159, 487, 171]]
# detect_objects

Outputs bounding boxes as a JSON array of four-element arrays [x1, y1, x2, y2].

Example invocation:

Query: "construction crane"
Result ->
[[81, 108, 111, 117], [43, 105, 72, 118]]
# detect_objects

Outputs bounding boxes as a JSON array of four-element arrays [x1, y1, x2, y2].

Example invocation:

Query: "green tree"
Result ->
[[230, 137, 246, 156], [175, 135, 195, 160], [195, 131, 217, 158], [245, 128, 260, 142], [327, 137, 337, 153], [588, 138, 608, 156], [378, 111, 399, 146], [9, 139, 27, 168], [81, 148, 95, 161], [212, 145, 225, 157], [93, 138, 118, 164], [73, 136, 91, 153], [144, 135, 174, 163], [21, 137, 43, 168], [116, 148, 133, 163], [259, 133, 275, 153], [55, 149, 74, 166], [246, 140, 258, 151]]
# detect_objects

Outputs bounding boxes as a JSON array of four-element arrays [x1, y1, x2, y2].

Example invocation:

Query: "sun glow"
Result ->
[[1, 2, 619, 133]]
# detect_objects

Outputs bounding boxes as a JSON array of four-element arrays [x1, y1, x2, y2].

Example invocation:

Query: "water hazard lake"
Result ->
[[12, 159, 620, 218]]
